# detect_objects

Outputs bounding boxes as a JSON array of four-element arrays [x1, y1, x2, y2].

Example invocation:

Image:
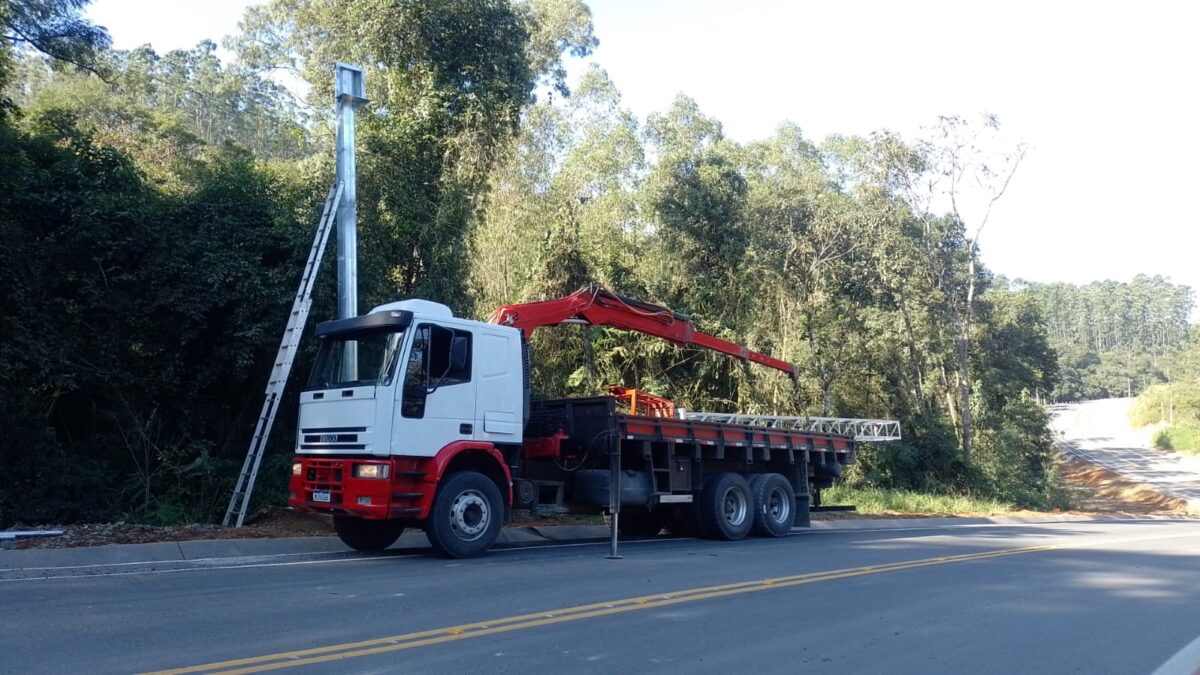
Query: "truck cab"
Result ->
[[289, 300, 523, 557]]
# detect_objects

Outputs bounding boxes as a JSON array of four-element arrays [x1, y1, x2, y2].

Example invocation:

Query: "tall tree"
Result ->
[[851, 116, 1025, 462], [642, 95, 752, 409], [234, 0, 597, 311], [14, 43, 312, 164], [1, 0, 110, 76]]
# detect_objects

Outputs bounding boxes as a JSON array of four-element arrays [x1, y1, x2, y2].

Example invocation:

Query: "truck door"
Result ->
[[396, 323, 477, 457], [474, 330, 522, 442]]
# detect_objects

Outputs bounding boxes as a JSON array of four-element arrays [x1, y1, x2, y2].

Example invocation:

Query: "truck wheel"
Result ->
[[425, 471, 503, 559], [749, 473, 796, 537], [698, 472, 753, 541], [333, 516, 405, 552], [618, 510, 663, 537]]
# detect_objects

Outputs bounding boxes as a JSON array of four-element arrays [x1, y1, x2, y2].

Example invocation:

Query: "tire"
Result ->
[[425, 471, 504, 559], [749, 473, 796, 538], [333, 516, 405, 552], [618, 510, 663, 537], [697, 472, 754, 541]]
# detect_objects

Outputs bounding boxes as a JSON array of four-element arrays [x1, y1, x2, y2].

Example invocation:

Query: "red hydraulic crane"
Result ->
[[487, 284, 798, 380]]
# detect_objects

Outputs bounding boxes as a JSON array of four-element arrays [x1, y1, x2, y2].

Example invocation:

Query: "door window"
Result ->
[[401, 324, 472, 419]]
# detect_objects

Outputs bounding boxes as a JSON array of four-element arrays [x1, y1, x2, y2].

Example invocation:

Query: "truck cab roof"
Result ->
[[372, 299, 453, 319]]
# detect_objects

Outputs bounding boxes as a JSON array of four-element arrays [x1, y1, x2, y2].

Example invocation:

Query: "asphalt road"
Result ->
[[4, 519, 1200, 674], [1051, 398, 1200, 503]]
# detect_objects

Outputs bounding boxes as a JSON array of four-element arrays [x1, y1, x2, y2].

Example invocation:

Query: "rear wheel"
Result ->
[[425, 471, 503, 559], [333, 516, 405, 552], [749, 473, 796, 537], [698, 472, 753, 541]]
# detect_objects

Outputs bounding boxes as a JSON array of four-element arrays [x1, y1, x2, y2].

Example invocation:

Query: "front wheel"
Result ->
[[333, 516, 405, 552], [425, 471, 504, 559]]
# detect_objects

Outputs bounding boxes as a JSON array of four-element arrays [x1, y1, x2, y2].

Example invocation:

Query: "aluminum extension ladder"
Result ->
[[223, 182, 344, 527]]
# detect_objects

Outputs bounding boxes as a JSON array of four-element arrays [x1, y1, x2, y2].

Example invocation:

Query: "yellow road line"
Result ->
[[148, 542, 1067, 675]]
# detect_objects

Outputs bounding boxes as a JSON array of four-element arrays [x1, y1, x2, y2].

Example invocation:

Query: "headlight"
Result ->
[[353, 464, 389, 479], [292, 462, 302, 476]]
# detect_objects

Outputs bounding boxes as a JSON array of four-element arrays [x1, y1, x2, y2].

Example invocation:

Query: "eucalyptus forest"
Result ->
[[1, 0, 1194, 526]]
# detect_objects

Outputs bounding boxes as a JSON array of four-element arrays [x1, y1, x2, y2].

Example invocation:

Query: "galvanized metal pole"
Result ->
[[334, 63, 368, 380], [334, 63, 367, 319], [608, 446, 622, 559]]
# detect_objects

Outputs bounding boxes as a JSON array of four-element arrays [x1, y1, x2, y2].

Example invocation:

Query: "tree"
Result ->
[[1016, 276, 1194, 399], [744, 124, 874, 415], [857, 116, 1026, 462], [1, 0, 110, 76], [234, 0, 597, 312], [641, 95, 752, 409], [14, 43, 312, 165], [472, 65, 645, 396]]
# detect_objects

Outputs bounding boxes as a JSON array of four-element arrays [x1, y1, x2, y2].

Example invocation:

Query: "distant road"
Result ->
[[1051, 398, 1200, 504], [5, 519, 1200, 673]]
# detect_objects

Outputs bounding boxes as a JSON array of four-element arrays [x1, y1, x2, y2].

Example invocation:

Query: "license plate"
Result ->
[[312, 490, 331, 503]]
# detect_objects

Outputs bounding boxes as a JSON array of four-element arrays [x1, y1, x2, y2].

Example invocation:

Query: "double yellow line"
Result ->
[[148, 542, 1062, 674]]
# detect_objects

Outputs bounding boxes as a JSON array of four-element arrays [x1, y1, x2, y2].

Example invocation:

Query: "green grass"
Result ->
[[1153, 426, 1200, 455], [820, 485, 1015, 515]]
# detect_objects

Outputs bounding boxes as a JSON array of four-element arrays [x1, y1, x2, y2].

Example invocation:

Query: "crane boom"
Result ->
[[488, 284, 798, 379]]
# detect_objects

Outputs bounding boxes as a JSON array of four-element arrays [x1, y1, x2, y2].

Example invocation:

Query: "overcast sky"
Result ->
[[87, 0, 1200, 308]]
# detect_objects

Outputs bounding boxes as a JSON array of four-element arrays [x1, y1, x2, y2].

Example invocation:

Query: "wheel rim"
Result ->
[[766, 486, 791, 525], [721, 486, 748, 527], [449, 489, 490, 541]]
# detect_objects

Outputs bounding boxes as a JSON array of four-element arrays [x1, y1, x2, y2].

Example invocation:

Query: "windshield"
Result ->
[[307, 330, 406, 390]]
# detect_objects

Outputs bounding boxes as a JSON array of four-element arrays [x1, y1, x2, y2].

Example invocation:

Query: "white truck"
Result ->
[[288, 285, 866, 557]]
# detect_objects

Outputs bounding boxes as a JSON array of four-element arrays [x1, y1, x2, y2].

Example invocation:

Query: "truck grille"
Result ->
[[302, 459, 345, 505]]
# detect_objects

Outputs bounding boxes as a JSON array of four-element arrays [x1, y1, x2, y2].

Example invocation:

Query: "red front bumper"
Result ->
[[288, 456, 437, 521]]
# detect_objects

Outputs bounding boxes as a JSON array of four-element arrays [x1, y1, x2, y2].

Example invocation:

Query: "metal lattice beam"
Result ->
[[680, 412, 902, 442]]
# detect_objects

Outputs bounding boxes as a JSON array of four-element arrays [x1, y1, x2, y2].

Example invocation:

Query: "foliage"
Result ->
[[234, 0, 597, 312], [1132, 379, 1200, 455], [821, 485, 1016, 515], [1129, 383, 1200, 428], [2, 0, 110, 75], [473, 86, 1066, 507], [0, 106, 316, 525], [10, 42, 312, 165], [970, 399, 1069, 509], [1152, 427, 1200, 455], [1012, 276, 1194, 400]]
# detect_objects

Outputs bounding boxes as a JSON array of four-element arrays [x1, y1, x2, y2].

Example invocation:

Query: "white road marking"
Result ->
[[1153, 633, 1200, 675]]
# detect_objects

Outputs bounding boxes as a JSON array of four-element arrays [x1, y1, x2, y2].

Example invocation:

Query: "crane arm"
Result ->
[[487, 284, 798, 380]]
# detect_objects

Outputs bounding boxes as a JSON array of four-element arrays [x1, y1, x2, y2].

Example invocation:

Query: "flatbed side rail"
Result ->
[[679, 412, 902, 442], [616, 413, 856, 465]]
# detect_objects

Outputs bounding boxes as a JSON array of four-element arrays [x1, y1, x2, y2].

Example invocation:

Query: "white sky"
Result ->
[[86, 0, 1200, 308]]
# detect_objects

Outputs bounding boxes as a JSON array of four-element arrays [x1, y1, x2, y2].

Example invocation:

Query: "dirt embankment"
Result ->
[[1057, 456, 1188, 515], [6, 508, 335, 550]]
